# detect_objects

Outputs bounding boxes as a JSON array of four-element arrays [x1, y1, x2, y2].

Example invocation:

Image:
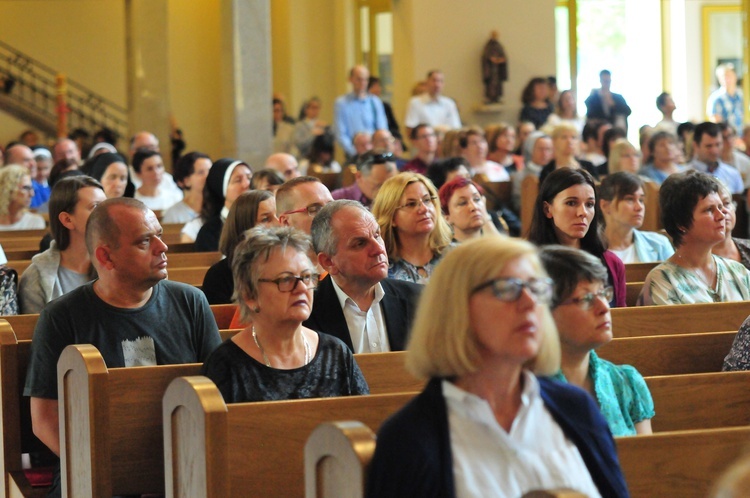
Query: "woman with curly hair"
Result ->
[[371, 172, 452, 284], [0, 164, 45, 230]]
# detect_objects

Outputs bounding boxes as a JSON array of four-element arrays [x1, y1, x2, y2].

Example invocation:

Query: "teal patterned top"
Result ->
[[551, 351, 655, 436], [636, 255, 750, 306]]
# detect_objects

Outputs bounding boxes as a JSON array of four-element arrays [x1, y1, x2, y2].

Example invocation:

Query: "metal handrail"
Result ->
[[0, 39, 128, 137]]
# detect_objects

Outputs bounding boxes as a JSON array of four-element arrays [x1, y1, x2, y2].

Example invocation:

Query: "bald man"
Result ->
[[334, 65, 388, 158], [265, 152, 300, 181], [5, 144, 37, 177], [52, 138, 82, 167]]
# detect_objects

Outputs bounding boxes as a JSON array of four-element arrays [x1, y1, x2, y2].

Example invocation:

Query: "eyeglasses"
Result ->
[[372, 152, 394, 164], [18, 185, 33, 192], [282, 203, 325, 217], [558, 286, 614, 310], [396, 195, 437, 212], [472, 277, 553, 304], [258, 273, 320, 292]]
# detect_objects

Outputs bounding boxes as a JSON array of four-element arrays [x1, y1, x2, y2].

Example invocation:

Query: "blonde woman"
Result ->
[[607, 138, 641, 175], [371, 172, 452, 284], [0, 164, 45, 230], [366, 237, 629, 497]]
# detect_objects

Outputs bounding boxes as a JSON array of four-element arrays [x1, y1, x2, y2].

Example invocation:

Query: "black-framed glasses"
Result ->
[[372, 152, 394, 164], [258, 273, 320, 292], [472, 277, 553, 304], [18, 185, 34, 192], [559, 286, 614, 310], [282, 203, 325, 217], [396, 195, 437, 212]]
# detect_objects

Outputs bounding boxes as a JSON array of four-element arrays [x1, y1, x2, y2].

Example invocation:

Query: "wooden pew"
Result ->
[[0, 322, 51, 497], [597, 331, 736, 376], [0, 304, 237, 343], [616, 426, 750, 498], [646, 371, 750, 432], [641, 180, 661, 232], [625, 281, 642, 307], [624, 262, 658, 283], [304, 422, 750, 498], [611, 301, 750, 338], [57, 345, 202, 496], [353, 351, 424, 394], [162, 376, 417, 497]]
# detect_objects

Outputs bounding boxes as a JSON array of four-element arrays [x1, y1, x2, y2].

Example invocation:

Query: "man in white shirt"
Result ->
[[404, 70, 462, 136], [305, 200, 421, 353]]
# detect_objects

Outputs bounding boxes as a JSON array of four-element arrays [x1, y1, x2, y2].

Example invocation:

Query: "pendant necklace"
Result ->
[[252, 326, 311, 367]]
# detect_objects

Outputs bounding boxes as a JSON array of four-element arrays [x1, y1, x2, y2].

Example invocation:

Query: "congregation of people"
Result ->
[[3, 60, 750, 496]]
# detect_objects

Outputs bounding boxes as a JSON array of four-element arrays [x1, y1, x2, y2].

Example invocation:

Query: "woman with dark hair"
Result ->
[[18, 176, 106, 313], [132, 150, 183, 211], [640, 131, 684, 185], [202, 190, 279, 304], [87, 152, 134, 198], [250, 168, 285, 194], [638, 171, 750, 305], [425, 157, 470, 190], [191, 159, 252, 250], [162, 152, 212, 224], [599, 172, 673, 263], [299, 133, 341, 175], [486, 123, 524, 174], [545, 89, 584, 133], [527, 167, 626, 307], [519, 77, 554, 129], [540, 245, 654, 436]]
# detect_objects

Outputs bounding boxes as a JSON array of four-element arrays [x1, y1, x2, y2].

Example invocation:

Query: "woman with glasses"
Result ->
[[366, 236, 629, 498], [201, 226, 369, 403], [192, 158, 252, 250], [0, 164, 46, 230], [202, 190, 279, 304], [599, 172, 673, 263], [540, 245, 654, 436], [371, 172, 452, 284], [712, 182, 750, 270], [528, 167, 627, 307], [639, 171, 750, 305], [438, 176, 503, 242]]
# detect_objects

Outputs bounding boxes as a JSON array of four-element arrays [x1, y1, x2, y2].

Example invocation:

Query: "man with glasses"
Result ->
[[403, 124, 438, 174], [277, 176, 334, 234], [331, 150, 396, 209], [306, 200, 422, 353]]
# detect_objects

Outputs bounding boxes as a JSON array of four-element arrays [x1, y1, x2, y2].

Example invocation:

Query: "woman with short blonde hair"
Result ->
[[607, 138, 641, 175], [371, 172, 452, 283], [0, 164, 46, 230]]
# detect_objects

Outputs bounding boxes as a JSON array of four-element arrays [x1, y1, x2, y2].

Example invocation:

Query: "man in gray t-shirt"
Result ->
[[24, 198, 221, 490]]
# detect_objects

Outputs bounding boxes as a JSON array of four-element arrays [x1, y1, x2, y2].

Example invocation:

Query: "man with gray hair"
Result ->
[[331, 150, 396, 209], [305, 200, 421, 352], [24, 197, 221, 495]]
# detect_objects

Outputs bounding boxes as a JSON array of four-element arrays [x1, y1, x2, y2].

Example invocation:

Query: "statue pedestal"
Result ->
[[473, 102, 505, 114]]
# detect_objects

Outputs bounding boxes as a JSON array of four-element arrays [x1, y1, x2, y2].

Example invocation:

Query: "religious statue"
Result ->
[[482, 30, 508, 104]]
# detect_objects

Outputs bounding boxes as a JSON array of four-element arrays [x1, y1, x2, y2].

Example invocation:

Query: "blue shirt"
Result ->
[[551, 351, 655, 436], [30, 180, 50, 209], [334, 93, 388, 156], [638, 163, 685, 185], [691, 158, 744, 194], [707, 87, 744, 134]]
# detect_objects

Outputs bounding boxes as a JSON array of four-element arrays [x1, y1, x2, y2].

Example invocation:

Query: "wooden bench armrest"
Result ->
[[163, 376, 228, 498], [304, 421, 375, 498]]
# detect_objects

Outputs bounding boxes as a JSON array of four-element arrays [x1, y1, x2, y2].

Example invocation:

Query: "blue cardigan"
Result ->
[[366, 377, 630, 498], [632, 229, 674, 263]]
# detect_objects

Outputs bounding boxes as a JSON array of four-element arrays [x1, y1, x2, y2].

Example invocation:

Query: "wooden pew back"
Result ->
[[598, 331, 735, 376], [163, 376, 417, 497], [57, 345, 202, 496], [624, 262, 658, 282], [647, 371, 750, 432], [611, 301, 750, 337]]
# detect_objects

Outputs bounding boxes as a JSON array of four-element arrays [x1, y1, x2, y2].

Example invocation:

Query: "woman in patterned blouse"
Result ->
[[638, 171, 750, 305], [540, 245, 654, 436]]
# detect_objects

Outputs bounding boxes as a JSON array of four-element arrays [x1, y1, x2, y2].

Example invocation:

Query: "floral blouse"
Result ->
[[723, 314, 750, 371], [551, 351, 655, 436], [388, 254, 443, 285], [637, 255, 750, 306]]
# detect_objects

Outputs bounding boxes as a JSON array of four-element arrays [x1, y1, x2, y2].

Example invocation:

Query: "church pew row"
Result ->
[[5, 251, 222, 277], [624, 262, 658, 283], [304, 422, 750, 498], [625, 282, 642, 307], [610, 300, 750, 338], [2, 303, 237, 342], [7, 334, 750, 497]]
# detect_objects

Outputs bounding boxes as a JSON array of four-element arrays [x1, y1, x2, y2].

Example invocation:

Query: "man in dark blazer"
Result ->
[[305, 200, 422, 352]]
